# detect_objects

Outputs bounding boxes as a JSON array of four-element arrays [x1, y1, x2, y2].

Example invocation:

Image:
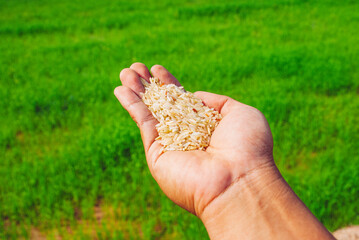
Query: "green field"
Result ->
[[1, 0, 358, 239]]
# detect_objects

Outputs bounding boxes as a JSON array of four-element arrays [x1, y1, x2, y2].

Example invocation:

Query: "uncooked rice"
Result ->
[[140, 77, 222, 152]]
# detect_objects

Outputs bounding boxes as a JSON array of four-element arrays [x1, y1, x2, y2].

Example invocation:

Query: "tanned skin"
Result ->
[[114, 63, 335, 240]]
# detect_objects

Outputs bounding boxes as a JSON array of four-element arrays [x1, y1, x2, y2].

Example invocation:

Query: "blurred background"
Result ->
[[0, 0, 358, 239]]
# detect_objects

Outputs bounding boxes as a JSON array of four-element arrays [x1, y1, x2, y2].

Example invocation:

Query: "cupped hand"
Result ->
[[114, 63, 275, 219]]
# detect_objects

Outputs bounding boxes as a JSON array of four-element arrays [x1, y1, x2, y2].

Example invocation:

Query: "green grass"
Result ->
[[0, 0, 358, 238]]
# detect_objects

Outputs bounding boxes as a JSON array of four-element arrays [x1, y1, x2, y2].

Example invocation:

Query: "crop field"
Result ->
[[0, 0, 358, 239]]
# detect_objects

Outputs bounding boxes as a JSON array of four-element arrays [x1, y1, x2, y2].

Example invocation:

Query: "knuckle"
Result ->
[[253, 107, 264, 116], [249, 107, 266, 120], [138, 113, 156, 127]]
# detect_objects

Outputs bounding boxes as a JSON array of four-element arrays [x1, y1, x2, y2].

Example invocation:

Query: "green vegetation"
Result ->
[[1, 0, 358, 238]]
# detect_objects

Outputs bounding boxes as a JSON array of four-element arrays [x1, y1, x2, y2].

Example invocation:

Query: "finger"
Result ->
[[119, 68, 145, 94], [194, 91, 240, 116], [114, 86, 158, 153], [130, 62, 152, 82], [151, 65, 181, 86]]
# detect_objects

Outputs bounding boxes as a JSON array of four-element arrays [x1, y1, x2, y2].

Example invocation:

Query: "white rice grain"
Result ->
[[140, 77, 222, 152]]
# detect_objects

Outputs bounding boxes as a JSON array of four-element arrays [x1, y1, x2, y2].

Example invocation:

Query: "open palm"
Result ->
[[114, 63, 274, 218]]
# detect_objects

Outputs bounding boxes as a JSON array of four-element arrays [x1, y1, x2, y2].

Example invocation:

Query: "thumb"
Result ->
[[194, 91, 236, 116]]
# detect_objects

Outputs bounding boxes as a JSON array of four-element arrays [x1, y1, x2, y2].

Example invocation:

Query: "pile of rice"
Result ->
[[140, 77, 222, 152]]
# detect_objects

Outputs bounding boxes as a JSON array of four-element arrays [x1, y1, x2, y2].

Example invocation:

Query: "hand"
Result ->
[[114, 63, 335, 239], [114, 63, 275, 216]]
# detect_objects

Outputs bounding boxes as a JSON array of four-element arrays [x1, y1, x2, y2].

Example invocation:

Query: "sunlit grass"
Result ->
[[0, 0, 358, 238]]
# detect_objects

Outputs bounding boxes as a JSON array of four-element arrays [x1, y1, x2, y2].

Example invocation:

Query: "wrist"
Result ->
[[200, 160, 334, 240], [200, 161, 289, 239]]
